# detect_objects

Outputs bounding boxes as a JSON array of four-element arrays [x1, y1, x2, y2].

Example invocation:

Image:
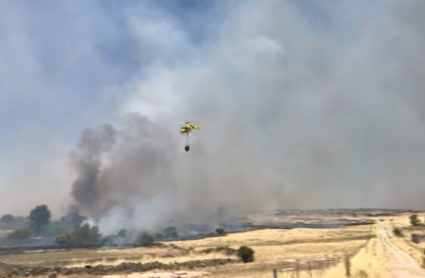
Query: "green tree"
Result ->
[[29, 205, 51, 235], [0, 214, 14, 224], [138, 232, 155, 247], [44, 220, 66, 237], [8, 227, 31, 240], [410, 214, 420, 226], [70, 224, 100, 245], [58, 211, 86, 232]]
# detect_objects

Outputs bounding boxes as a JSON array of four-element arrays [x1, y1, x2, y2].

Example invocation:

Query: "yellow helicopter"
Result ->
[[175, 121, 200, 152], [179, 121, 200, 135]]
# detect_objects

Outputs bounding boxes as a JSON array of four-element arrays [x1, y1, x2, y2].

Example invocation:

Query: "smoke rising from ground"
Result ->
[[63, 0, 425, 234]]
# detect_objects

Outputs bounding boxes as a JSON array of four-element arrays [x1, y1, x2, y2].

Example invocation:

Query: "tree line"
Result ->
[[1, 205, 101, 245], [0, 205, 224, 247]]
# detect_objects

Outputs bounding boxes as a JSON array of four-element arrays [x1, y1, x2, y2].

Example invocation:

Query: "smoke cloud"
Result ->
[[1, 0, 425, 230], [64, 0, 425, 235]]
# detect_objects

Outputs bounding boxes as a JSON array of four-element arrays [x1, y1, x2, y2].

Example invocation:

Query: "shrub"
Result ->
[[53, 233, 71, 245], [237, 245, 254, 263], [215, 228, 225, 235], [138, 232, 155, 247], [393, 227, 403, 237], [8, 227, 31, 240], [410, 214, 420, 226]]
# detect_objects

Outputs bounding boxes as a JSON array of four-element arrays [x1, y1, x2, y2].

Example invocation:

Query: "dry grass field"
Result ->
[[2, 212, 425, 277], [0, 248, 231, 267], [0, 223, 374, 277]]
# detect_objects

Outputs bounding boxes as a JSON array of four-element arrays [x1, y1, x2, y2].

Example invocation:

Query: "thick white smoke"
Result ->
[[63, 0, 425, 235]]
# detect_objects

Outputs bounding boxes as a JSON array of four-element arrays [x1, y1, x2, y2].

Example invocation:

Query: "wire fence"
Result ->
[[271, 237, 372, 278]]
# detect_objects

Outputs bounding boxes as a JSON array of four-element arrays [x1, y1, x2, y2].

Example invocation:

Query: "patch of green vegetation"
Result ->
[[392, 227, 403, 237], [138, 232, 155, 247], [7, 227, 31, 240], [237, 245, 254, 263]]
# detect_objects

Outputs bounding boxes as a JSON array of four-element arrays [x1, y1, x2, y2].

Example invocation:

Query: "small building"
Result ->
[[411, 233, 425, 244]]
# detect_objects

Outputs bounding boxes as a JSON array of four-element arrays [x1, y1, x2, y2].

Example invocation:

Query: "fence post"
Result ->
[[272, 268, 277, 278], [295, 259, 300, 278], [319, 258, 323, 274], [345, 254, 351, 278], [307, 260, 312, 278]]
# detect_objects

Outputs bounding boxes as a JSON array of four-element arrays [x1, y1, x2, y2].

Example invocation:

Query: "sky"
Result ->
[[1, 0, 425, 224]]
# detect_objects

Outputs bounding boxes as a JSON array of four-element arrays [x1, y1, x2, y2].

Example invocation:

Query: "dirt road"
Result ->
[[378, 223, 425, 278]]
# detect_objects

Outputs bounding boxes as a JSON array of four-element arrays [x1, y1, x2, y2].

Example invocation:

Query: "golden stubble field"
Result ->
[[0, 221, 377, 278], [6, 211, 425, 278]]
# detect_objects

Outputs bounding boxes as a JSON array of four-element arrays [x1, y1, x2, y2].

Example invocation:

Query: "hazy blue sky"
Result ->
[[2, 0, 425, 220]]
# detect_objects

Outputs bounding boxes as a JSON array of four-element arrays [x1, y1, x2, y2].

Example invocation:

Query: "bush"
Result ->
[[215, 228, 226, 235], [138, 232, 155, 247], [410, 214, 420, 226], [393, 227, 403, 237], [237, 245, 254, 263], [8, 227, 31, 240], [53, 233, 71, 245]]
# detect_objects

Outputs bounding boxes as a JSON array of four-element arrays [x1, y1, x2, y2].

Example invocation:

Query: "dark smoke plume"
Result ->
[[70, 124, 117, 216], [68, 112, 286, 235], [69, 114, 185, 234]]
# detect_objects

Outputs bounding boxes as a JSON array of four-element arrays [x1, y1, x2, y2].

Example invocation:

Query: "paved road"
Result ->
[[378, 224, 425, 278]]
